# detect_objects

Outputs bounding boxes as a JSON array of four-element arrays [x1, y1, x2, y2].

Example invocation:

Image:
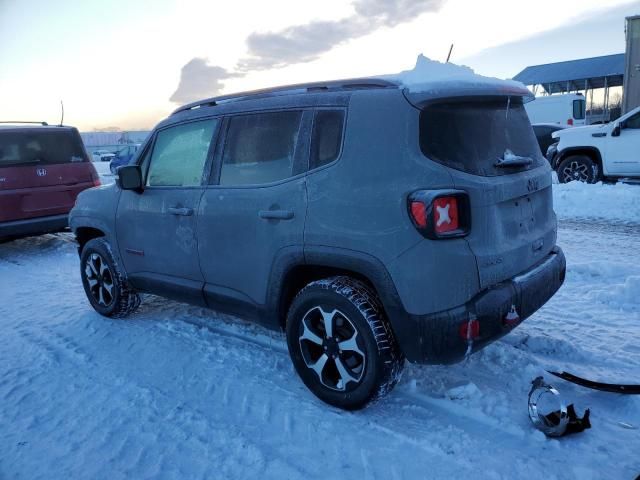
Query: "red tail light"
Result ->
[[408, 190, 470, 239], [567, 118, 574, 126], [459, 319, 480, 340], [433, 196, 459, 234], [90, 168, 101, 187], [410, 201, 427, 228]]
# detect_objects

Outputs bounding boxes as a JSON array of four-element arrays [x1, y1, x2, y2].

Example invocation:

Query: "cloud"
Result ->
[[238, 0, 445, 71], [170, 58, 243, 104], [170, 0, 446, 103]]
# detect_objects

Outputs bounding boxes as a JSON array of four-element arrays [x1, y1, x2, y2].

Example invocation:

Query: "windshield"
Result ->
[[0, 129, 89, 167], [419, 97, 544, 176]]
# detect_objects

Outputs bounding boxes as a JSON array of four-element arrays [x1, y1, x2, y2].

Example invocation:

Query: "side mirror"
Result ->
[[611, 124, 621, 137], [117, 165, 143, 191]]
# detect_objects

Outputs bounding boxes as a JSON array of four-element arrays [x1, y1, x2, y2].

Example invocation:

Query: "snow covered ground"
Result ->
[[1, 185, 639, 479]]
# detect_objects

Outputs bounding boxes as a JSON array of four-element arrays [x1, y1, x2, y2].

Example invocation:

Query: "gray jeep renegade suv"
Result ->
[[71, 77, 565, 409]]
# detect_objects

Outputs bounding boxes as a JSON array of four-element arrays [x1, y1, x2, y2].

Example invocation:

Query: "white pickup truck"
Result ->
[[548, 105, 640, 183]]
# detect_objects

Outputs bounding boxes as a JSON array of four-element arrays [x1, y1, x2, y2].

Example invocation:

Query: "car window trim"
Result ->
[[209, 108, 306, 188], [141, 117, 221, 189]]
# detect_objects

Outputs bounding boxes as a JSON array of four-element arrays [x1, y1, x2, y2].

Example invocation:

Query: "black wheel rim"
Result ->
[[561, 160, 590, 183], [298, 306, 366, 392], [84, 253, 115, 307]]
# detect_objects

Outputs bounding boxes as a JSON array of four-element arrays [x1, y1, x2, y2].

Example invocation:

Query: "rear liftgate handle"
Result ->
[[258, 209, 294, 220], [168, 206, 194, 216]]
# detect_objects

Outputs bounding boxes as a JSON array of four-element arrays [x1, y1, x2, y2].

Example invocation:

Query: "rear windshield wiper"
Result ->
[[495, 149, 533, 168]]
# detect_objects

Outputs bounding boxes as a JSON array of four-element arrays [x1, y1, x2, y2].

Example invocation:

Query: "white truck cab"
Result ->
[[550, 105, 640, 183], [525, 94, 587, 127]]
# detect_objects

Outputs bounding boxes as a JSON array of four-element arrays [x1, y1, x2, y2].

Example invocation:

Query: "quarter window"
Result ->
[[310, 110, 345, 169], [220, 111, 301, 186], [146, 119, 217, 187], [573, 99, 586, 120], [624, 112, 640, 129]]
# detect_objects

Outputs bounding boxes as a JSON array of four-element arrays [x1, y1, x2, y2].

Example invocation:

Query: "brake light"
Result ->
[[410, 201, 427, 228], [433, 197, 459, 234], [408, 190, 470, 239], [90, 169, 101, 187], [567, 118, 574, 126]]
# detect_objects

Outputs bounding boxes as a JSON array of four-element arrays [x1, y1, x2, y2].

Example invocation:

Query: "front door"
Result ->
[[116, 118, 219, 302], [606, 110, 640, 176], [197, 111, 308, 324]]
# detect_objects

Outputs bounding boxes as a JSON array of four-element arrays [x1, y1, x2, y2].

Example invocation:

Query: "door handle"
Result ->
[[168, 206, 194, 216], [258, 209, 294, 220]]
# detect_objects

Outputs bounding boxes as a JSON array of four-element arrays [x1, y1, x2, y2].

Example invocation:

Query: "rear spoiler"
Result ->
[[403, 80, 534, 108]]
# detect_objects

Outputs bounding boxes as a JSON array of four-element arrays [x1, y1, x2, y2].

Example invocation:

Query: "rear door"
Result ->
[[197, 110, 308, 322], [116, 118, 219, 303], [0, 128, 96, 223], [419, 97, 556, 288]]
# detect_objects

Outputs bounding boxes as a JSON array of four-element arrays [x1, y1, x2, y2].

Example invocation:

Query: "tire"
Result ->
[[80, 237, 141, 317], [557, 155, 600, 184], [286, 276, 404, 410]]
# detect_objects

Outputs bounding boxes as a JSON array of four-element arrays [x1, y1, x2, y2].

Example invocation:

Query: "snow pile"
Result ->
[[382, 54, 529, 94], [553, 182, 640, 223], [594, 276, 640, 311]]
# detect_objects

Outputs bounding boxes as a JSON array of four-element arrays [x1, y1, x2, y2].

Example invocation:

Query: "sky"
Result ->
[[1, 0, 638, 131]]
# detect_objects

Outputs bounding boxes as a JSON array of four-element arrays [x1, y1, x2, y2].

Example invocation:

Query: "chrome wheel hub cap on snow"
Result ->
[[85, 253, 115, 307], [298, 307, 366, 391], [562, 161, 589, 183]]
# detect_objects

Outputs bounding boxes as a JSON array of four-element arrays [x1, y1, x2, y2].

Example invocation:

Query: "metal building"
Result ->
[[622, 15, 640, 113], [513, 54, 625, 123]]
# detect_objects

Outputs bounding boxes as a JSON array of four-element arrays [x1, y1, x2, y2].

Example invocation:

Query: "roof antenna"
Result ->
[[59, 100, 64, 126], [446, 43, 454, 63]]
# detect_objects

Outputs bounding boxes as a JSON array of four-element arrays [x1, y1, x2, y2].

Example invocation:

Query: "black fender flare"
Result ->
[[266, 245, 416, 358]]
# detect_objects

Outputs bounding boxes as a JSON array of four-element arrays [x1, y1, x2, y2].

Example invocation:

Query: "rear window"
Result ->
[[419, 98, 544, 176], [0, 129, 88, 167], [573, 99, 586, 120]]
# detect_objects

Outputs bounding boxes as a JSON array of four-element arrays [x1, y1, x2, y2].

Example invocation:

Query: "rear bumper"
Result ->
[[401, 246, 566, 364], [0, 214, 69, 238]]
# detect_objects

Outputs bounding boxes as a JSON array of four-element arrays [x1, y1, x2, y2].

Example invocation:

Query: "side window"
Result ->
[[220, 111, 301, 186], [624, 112, 640, 129], [573, 99, 585, 120], [310, 110, 345, 169], [146, 119, 217, 187]]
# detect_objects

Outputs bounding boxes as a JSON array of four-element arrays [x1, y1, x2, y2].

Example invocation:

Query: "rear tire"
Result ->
[[557, 155, 599, 184], [80, 237, 141, 317], [286, 276, 404, 410]]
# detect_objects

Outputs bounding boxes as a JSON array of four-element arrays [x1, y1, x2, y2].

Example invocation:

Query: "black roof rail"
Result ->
[[171, 78, 400, 116], [0, 121, 49, 126]]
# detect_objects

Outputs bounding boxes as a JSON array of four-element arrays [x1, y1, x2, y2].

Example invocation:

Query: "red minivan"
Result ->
[[0, 124, 100, 239]]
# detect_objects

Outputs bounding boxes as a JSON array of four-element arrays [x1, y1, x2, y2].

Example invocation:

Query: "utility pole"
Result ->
[[622, 15, 640, 113]]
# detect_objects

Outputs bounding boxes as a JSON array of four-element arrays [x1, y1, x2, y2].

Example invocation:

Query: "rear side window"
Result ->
[[419, 98, 544, 176], [624, 112, 640, 129], [310, 110, 345, 169], [146, 119, 218, 187], [573, 99, 586, 120], [0, 129, 88, 167], [220, 111, 301, 186]]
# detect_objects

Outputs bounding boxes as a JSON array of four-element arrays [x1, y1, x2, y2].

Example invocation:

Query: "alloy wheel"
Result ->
[[561, 160, 590, 183], [84, 253, 115, 307], [298, 306, 366, 391]]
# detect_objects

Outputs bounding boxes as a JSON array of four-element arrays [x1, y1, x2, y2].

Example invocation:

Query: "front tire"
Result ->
[[80, 237, 141, 317], [557, 155, 599, 183], [286, 276, 404, 410]]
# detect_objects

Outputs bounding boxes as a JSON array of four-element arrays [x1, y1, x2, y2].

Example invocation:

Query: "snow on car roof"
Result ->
[[381, 54, 532, 98]]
